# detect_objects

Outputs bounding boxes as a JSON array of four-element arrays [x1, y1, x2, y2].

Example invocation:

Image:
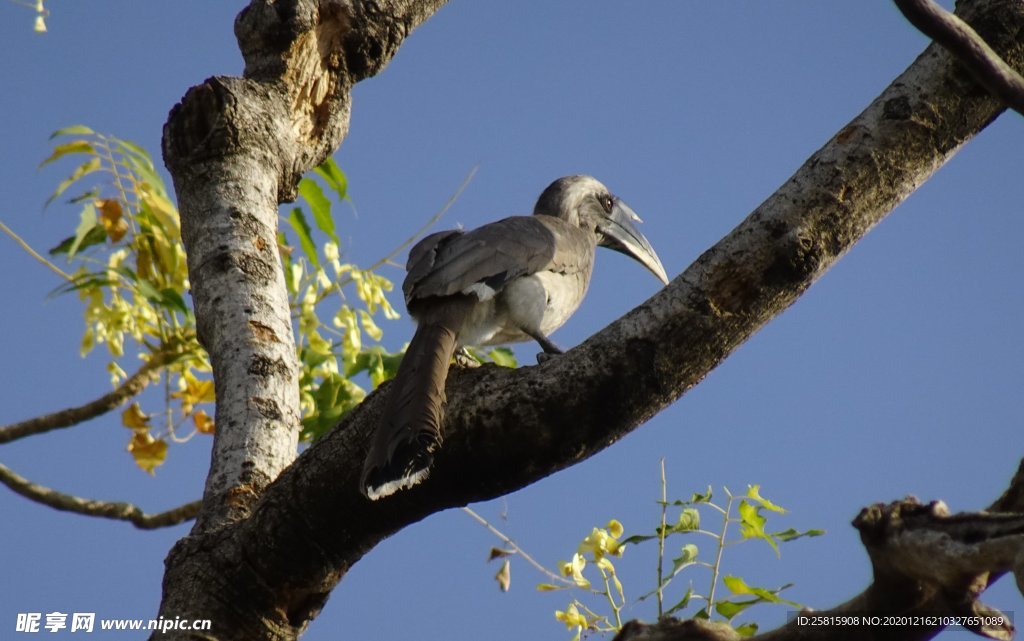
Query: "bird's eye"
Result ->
[[600, 194, 614, 213]]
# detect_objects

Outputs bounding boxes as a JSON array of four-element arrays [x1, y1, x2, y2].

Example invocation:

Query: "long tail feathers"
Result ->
[[361, 322, 459, 500]]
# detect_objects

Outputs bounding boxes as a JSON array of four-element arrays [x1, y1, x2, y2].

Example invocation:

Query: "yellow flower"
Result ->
[[121, 403, 150, 430], [127, 431, 167, 475], [172, 370, 215, 414], [607, 519, 624, 538], [555, 604, 588, 630], [559, 553, 590, 589], [578, 522, 625, 561], [323, 241, 340, 263], [192, 409, 215, 434]]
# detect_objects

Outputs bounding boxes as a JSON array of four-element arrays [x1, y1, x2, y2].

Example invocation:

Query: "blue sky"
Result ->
[[2, 2, 1022, 640]]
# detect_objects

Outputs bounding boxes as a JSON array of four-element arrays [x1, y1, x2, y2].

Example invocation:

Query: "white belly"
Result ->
[[463, 270, 590, 347]]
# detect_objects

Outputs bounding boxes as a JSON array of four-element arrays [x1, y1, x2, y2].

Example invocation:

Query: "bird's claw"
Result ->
[[454, 348, 482, 368], [536, 351, 561, 365]]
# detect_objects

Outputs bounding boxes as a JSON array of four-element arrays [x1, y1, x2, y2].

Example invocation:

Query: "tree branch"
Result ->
[[151, 1, 1024, 638], [0, 356, 162, 444], [0, 461, 199, 529], [894, 0, 1024, 115]]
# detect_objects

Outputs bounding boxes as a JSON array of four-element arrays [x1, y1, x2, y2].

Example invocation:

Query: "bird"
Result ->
[[360, 175, 669, 500]]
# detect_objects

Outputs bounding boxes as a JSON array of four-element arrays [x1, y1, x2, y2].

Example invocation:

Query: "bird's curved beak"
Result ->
[[598, 198, 670, 285]]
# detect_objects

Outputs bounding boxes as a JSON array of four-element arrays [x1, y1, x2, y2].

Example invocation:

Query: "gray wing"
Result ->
[[404, 216, 571, 303]]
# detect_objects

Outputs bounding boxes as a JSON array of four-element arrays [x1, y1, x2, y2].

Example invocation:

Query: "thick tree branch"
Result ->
[[152, 1, 1024, 639], [0, 461, 199, 529], [894, 0, 1024, 115], [0, 356, 162, 444]]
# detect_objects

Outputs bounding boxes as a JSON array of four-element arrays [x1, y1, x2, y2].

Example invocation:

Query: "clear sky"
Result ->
[[2, 2, 1022, 640]]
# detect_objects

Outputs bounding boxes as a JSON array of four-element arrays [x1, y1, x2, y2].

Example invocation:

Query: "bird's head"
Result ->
[[534, 175, 669, 285]]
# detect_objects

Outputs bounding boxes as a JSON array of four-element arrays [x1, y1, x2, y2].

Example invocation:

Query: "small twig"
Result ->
[[0, 220, 72, 281], [95, 136, 140, 235], [368, 166, 478, 273], [0, 356, 163, 444], [705, 494, 733, 617], [597, 564, 623, 630], [311, 167, 477, 310], [462, 505, 572, 586], [894, 0, 1024, 116], [656, 458, 667, 618], [0, 461, 199, 529]]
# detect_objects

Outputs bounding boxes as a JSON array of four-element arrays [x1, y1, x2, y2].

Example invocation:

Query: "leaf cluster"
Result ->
[[523, 480, 823, 641], [18, 128, 464, 471], [37, 126, 205, 473], [281, 162, 407, 440]]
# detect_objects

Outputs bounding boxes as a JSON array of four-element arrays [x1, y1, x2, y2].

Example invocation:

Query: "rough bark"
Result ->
[[158, 0, 448, 638], [162, 0, 449, 531], [895, 0, 1024, 115], [155, 0, 1024, 639]]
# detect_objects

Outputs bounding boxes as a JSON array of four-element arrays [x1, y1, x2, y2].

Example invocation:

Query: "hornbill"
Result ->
[[361, 175, 669, 500]]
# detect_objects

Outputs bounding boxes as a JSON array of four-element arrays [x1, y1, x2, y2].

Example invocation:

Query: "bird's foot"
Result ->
[[454, 348, 482, 369], [535, 351, 562, 365]]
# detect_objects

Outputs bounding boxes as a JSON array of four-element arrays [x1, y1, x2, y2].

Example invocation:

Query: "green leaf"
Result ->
[[734, 623, 759, 638], [299, 345, 333, 370], [300, 372, 366, 440], [487, 347, 517, 368], [49, 125, 96, 139], [670, 543, 698, 576], [722, 576, 803, 608], [127, 157, 166, 199], [39, 141, 95, 168], [690, 486, 713, 504], [158, 288, 191, 316], [723, 575, 753, 595], [746, 485, 785, 513], [110, 266, 139, 284], [314, 157, 348, 201], [738, 501, 780, 556], [298, 178, 338, 245], [67, 189, 101, 205], [535, 583, 568, 592], [345, 347, 403, 382], [119, 139, 167, 197], [66, 204, 99, 259], [46, 157, 102, 208], [134, 279, 192, 319], [116, 138, 155, 170], [672, 507, 700, 533], [49, 226, 106, 256], [49, 272, 116, 298], [135, 277, 162, 303], [715, 598, 758, 620], [620, 533, 658, 546], [664, 586, 694, 616], [287, 207, 320, 269], [772, 527, 825, 542], [738, 501, 766, 535]]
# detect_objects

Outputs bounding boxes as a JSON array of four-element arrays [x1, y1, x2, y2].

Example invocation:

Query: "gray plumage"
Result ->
[[361, 175, 669, 500]]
